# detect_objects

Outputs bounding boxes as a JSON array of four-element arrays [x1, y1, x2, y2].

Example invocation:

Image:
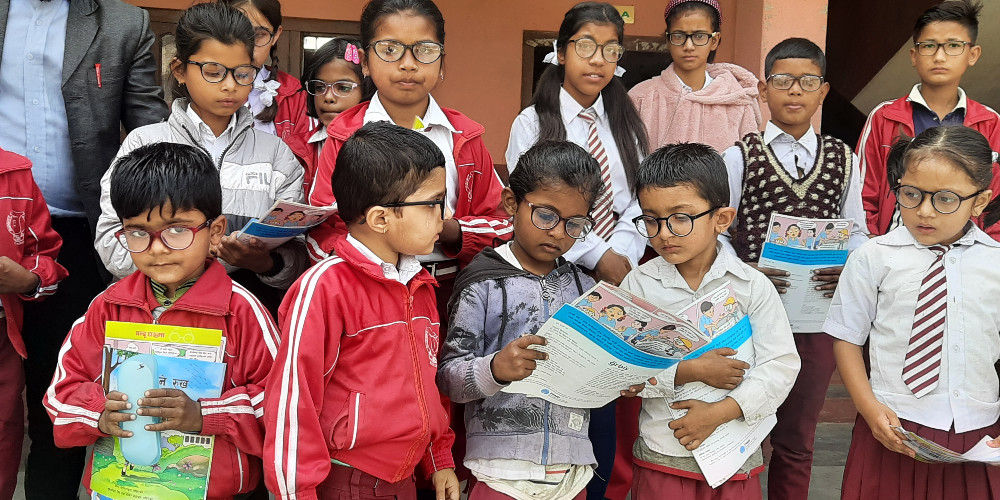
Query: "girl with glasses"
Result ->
[[95, 2, 307, 319], [628, 0, 762, 153]]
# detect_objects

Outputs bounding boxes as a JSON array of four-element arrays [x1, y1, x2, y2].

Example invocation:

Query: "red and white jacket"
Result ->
[[272, 70, 310, 142], [283, 116, 323, 197], [43, 260, 279, 500], [265, 235, 455, 500], [305, 101, 511, 266], [0, 148, 66, 357], [857, 93, 1000, 238]]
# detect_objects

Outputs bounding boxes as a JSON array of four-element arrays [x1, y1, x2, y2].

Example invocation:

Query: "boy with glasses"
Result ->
[[858, 0, 1000, 238], [44, 142, 280, 499]]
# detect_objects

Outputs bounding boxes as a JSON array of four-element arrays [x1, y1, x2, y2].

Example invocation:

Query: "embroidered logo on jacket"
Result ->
[[6, 211, 25, 246], [424, 326, 439, 367]]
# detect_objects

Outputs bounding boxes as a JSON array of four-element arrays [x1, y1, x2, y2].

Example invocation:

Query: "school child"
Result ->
[[506, 2, 650, 289], [719, 37, 869, 500], [0, 148, 67, 499], [221, 0, 309, 139], [438, 140, 644, 500], [43, 142, 279, 500], [628, 0, 761, 153], [284, 38, 366, 195], [827, 125, 1000, 498], [93, 3, 306, 317], [265, 122, 459, 500], [622, 143, 799, 498], [857, 0, 1000, 238]]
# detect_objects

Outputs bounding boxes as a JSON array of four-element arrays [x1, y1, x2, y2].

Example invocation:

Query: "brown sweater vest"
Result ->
[[731, 132, 852, 261]]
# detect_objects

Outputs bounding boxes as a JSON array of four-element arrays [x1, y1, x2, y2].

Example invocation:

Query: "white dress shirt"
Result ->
[[824, 225, 1000, 433], [620, 245, 800, 458], [505, 88, 646, 269], [720, 121, 869, 255], [346, 233, 422, 285], [185, 104, 238, 166], [677, 70, 714, 94]]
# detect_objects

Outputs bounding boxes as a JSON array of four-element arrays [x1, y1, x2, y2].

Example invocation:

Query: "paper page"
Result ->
[[235, 200, 339, 249], [895, 427, 1000, 464]]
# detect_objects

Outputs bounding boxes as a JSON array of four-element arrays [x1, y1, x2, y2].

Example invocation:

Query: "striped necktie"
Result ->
[[578, 108, 615, 239], [903, 245, 949, 398]]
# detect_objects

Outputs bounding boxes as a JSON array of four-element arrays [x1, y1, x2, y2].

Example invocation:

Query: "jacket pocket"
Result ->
[[330, 390, 365, 451]]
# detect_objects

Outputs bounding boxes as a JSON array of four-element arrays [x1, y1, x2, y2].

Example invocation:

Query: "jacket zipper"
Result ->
[[179, 123, 253, 166], [399, 287, 430, 481]]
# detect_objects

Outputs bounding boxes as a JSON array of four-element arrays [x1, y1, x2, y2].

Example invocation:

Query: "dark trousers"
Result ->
[[22, 217, 107, 499], [586, 401, 616, 500], [0, 322, 24, 500]]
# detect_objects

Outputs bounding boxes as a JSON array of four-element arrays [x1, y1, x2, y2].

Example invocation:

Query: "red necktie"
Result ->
[[903, 245, 949, 398], [578, 108, 616, 240]]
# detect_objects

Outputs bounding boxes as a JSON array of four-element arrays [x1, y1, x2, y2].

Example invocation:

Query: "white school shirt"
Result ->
[[345, 233, 422, 285], [620, 245, 800, 457], [185, 104, 238, 166], [677, 70, 714, 93], [824, 225, 1000, 433], [720, 121, 869, 256], [505, 88, 646, 269]]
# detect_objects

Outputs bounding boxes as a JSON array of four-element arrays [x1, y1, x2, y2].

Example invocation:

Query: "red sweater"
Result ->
[[857, 94, 1000, 237], [43, 261, 280, 499], [304, 101, 511, 266], [272, 70, 309, 141], [265, 235, 455, 500], [0, 148, 67, 357]]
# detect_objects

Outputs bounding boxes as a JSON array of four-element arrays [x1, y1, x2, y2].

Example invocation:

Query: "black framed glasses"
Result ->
[[525, 202, 594, 240], [304, 79, 360, 98], [633, 208, 719, 238], [115, 219, 214, 254], [253, 26, 274, 47], [186, 61, 258, 86], [369, 40, 444, 64], [766, 73, 825, 92], [381, 199, 447, 220], [894, 185, 983, 214], [566, 38, 625, 63], [665, 31, 718, 47], [915, 40, 972, 56]]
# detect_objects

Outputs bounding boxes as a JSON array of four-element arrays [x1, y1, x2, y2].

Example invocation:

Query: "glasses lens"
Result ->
[[667, 32, 686, 46], [564, 217, 593, 239], [603, 43, 625, 62], [531, 205, 560, 230], [691, 33, 711, 46], [233, 65, 258, 86], [413, 42, 443, 63], [918, 42, 938, 56], [161, 227, 196, 250], [932, 190, 962, 213], [305, 80, 327, 96], [333, 81, 358, 97], [799, 76, 823, 91], [945, 42, 966, 55], [666, 214, 695, 237], [254, 28, 272, 47], [121, 230, 151, 253], [896, 186, 923, 208], [573, 39, 598, 58], [200, 62, 227, 83], [635, 216, 658, 238], [769, 74, 793, 90], [374, 41, 405, 62]]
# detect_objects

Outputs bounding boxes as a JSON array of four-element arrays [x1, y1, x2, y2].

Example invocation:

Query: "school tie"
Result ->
[[903, 245, 949, 398], [578, 108, 616, 240]]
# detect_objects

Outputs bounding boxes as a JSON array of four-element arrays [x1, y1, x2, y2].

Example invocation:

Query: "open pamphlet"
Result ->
[[757, 213, 852, 332], [235, 200, 338, 250], [894, 426, 1000, 464], [91, 322, 227, 500]]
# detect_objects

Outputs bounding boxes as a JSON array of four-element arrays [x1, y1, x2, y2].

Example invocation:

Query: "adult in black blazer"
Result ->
[[0, 0, 168, 498]]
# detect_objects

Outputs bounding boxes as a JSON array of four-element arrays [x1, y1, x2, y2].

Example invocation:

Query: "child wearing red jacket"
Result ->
[[266, 122, 458, 500], [44, 143, 279, 500], [0, 148, 66, 499]]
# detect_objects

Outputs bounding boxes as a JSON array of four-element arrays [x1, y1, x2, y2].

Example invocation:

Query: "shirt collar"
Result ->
[[345, 233, 423, 283], [908, 84, 968, 113], [308, 126, 328, 144], [150, 276, 199, 308], [185, 103, 238, 139], [560, 87, 606, 126], [676, 70, 714, 93], [494, 241, 524, 270], [763, 121, 817, 151], [637, 242, 750, 289], [365, 92, 459, 133], [877, 222, 1000, 248]]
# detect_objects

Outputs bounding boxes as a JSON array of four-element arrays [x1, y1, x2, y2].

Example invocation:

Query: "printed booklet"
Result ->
[[235, 200, 338, 249]]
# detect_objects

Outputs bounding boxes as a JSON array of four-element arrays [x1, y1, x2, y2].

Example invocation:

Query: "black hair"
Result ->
[[913, 0, 982, 44], [110, 143, 222, 221], [220, 0, 283, 122], [634, 319, 648, 328], [604, 304, 626, 319], [170, 3, 255, 101], [589, 291, 602, 299], [886, 125, 1000, 227], [333, 121, 446, 223], [530, 2, 649, 189], [300, 37, 373, 119], [700, 301, 713, 312], [772, 222, 781, 228], [509, 141, 603, 211], [665, 1, 721, 64], [825, 223, 835, 230], [660, 324, 676, 331], [634, 143, 729, 209], [785, 224, 801, 235], [764, 37, 827, 77]]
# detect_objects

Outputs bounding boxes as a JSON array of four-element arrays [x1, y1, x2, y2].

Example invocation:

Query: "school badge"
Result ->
[[6, 211, 25, 246]]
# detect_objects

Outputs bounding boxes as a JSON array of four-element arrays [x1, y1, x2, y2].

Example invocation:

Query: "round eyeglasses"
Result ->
[[666, 31, 718, 47], [115, 219, 214, 254], [186, 61, 258, 86], [369, 40, 444, 64], [633, 208, 719, 238], [766, 74, 825, 92], [305, 79, 360, 98], [894, 185, 983, 214], [253, 26, 275, 47], [566, 38, 625, 63], [915, 41, 972, 57], [525, 202, 593, 240]]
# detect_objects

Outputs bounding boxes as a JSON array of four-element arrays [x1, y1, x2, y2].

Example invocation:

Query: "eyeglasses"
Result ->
[[186, 61, 258, 86], [915, 40, 972, 56], [115, 219, 214, 254], [894, 185, 983, 214], [369, 40, 444, 64], [633, 207, 719, 238], [566, 38, 625, 63], [381, 199, 447, 220], [524, 202, 594, 240], [766, 74, 825, 92], [665, 31, 718, 47], [304, 79, 360, 98], [253, 26, 275, 47]]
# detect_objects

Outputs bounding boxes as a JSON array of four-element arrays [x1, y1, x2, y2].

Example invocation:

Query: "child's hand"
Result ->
[[675, 348, 749, 389], [989, 438, 1000, 448], [859, 400, 914, 458], [620, 382, 645, 397], [213, 235, 274, 274], [748, 264, 790, 294], [0, 256, 40, 294], [136, 389, 203, 433], [812, 266, 843, 298], [430, 468, 460, 500], [491, 335, 547, 383], [594, 250, 632, 287], [98, 391, 134, 438], [668, 398, 740, 450]]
